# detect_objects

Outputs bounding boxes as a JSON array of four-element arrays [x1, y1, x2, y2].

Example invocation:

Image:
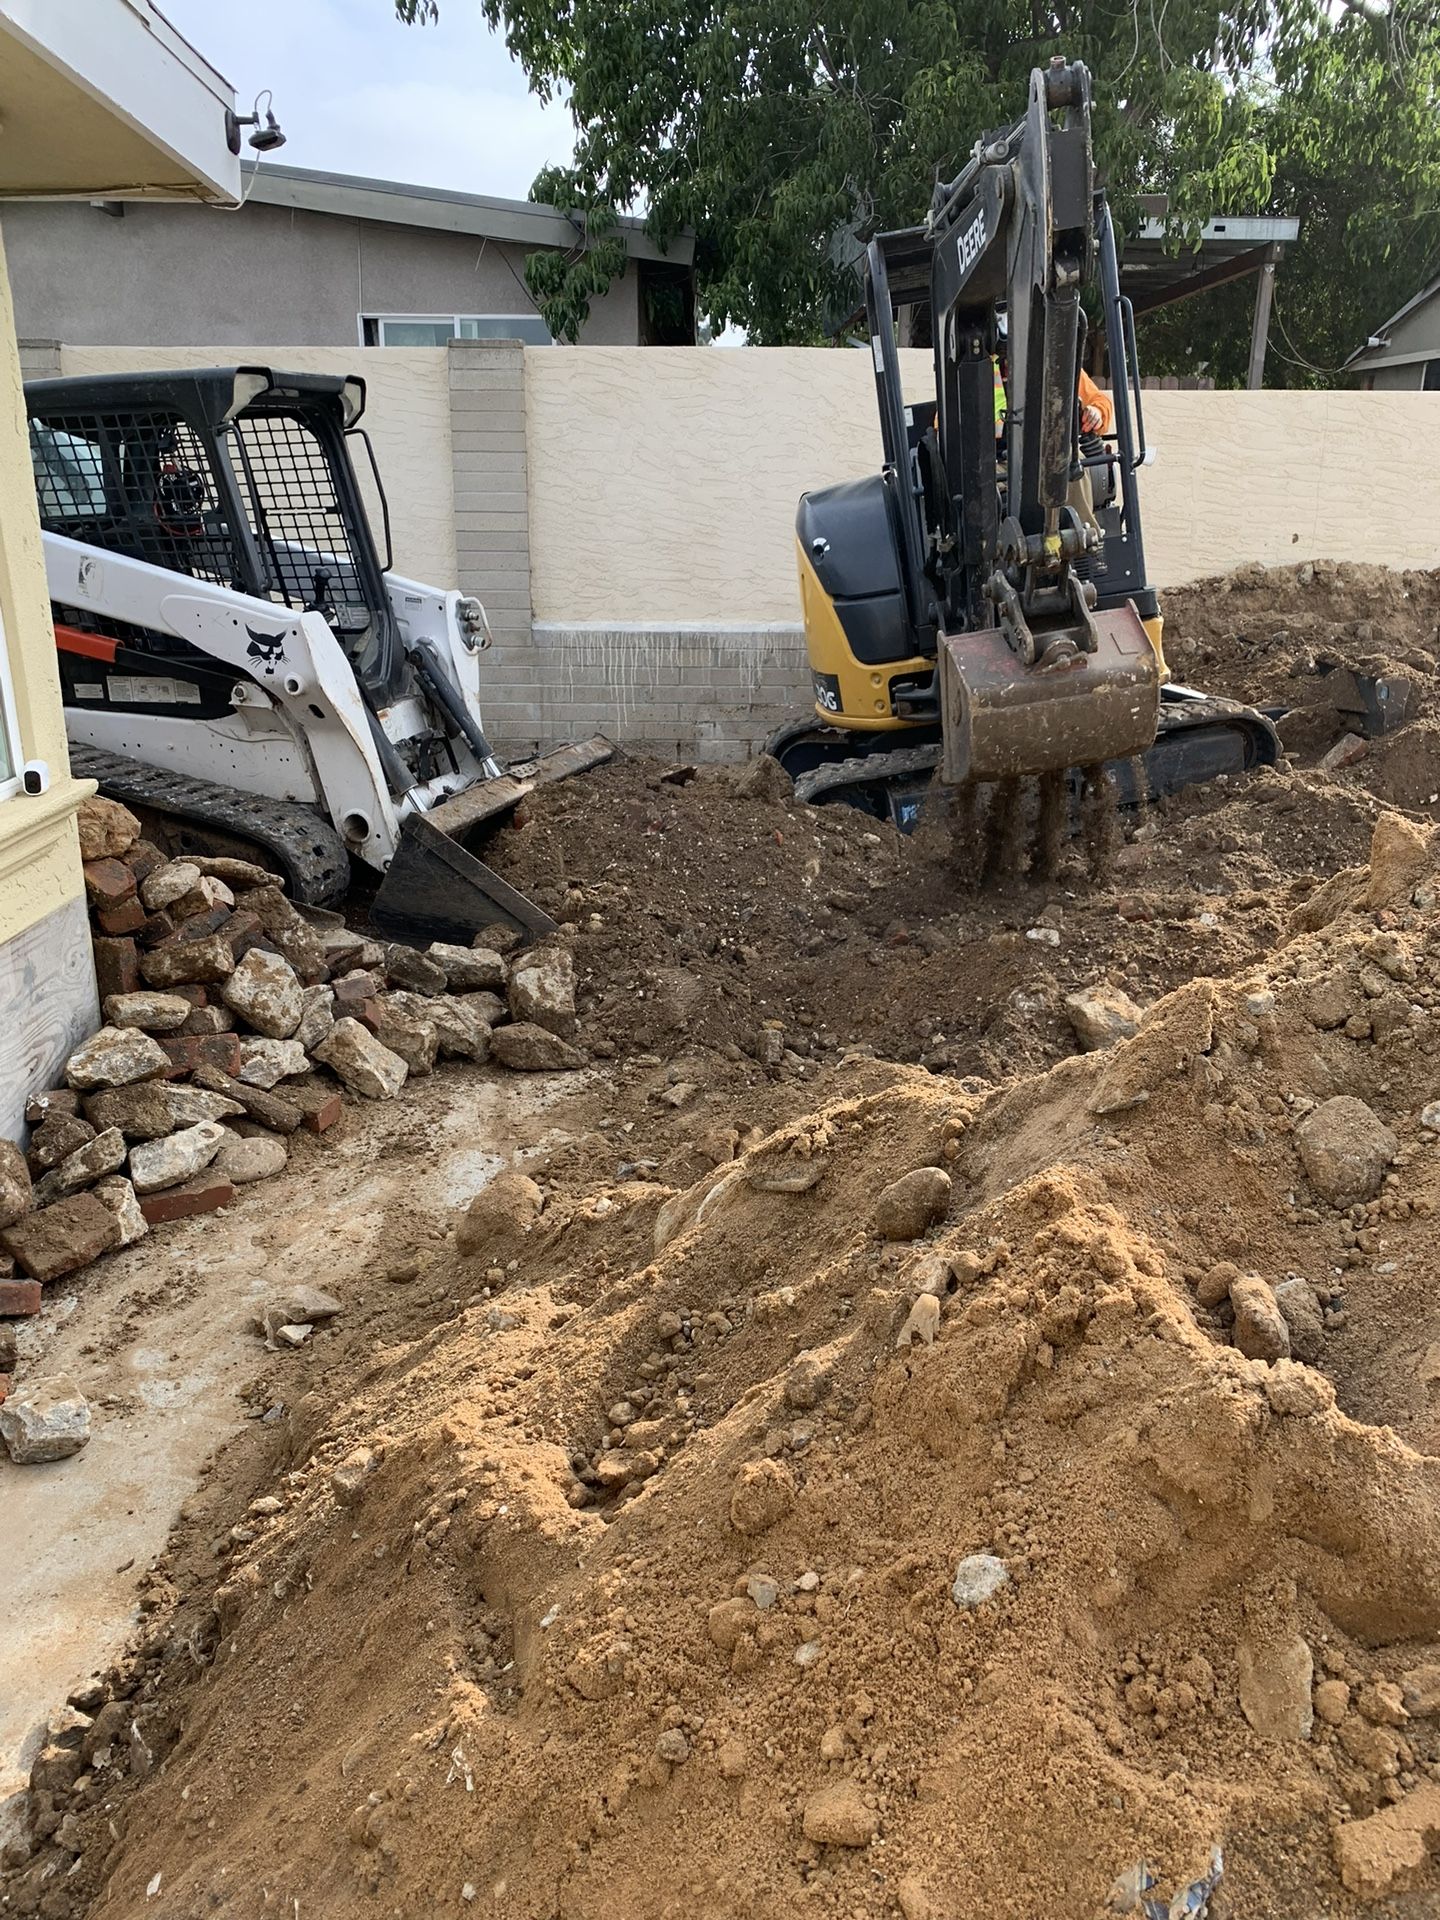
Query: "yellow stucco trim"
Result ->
[[0, 220, 92, 946]]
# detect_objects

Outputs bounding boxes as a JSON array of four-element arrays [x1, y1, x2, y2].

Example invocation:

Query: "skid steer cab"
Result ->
[[27, 366, 608, 938]]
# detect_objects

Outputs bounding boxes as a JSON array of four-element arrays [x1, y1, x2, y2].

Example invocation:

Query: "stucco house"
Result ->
[[1346, 273, 1440, 390], [0, 0, 242, 1137], [2, 159, 696, 353]]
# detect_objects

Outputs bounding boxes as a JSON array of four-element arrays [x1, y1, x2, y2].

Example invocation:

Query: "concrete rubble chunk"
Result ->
[[236, 1038, 310, 1088], [159, 1087, 245, 1127], [139, 933, 236, 987], [428, 943, 505, 991], [294, 984, 335, 1053], [1237, 1633, 1314, 1742], [507, 946, 578, 1037], [1229, 1276, 1291, 1364], [32, 1129, 128, 1207], [234, 886, 328, 982], [101, 991, 193, 1034], [391, 991, 492, 1062], [76, 796, 141, 860], [384, 943, 449, 996], [128, 1121, 228, 1195], [331, 1445, 378, 1505], [193, 855, 277, 889], [191, 1063, 301, 1134], [371, 1000, 438, 1076], [873, 1166, 951, 1240], [0, 1374, 92, 1463], [65, 1026, 170, 1092], [140, 860, 203, 911], [220, 948, 304, 1040], [92, 1175, 149, 1247], [1064, 983, 1143, 1052], [255, 1285, 342, 1331], [1, 1192, 122, 1281], [0, 1140, 34, 1229], [26, 1115, 97, 1175], [490, 1021, 583, 1072], [951, 1554, 1010, 1608], [313, 1017, 409, 1099], [214, 1136, 288, 1185], [1295, 1096, 1398, 1207]]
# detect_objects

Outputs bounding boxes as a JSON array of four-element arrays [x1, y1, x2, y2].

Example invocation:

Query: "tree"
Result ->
[[396, 1, 1439, 379], [1139, 13, 1440, 386]]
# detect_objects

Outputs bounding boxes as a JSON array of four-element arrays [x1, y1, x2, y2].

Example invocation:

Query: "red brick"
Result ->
[[83, 857, 137, 909], [0, 1374, 10, 1403], [224, 910, 265, 958], [303, 1093, 343, 1134], [169, 984, 209, 1007], [353, 998, 384, 1035], [95, 898, 147, 936], [126, 841, 166, 885], [156, 1034, 242, 1079], [139, 1172, 234, 1225], [92, 936, 140, 1000], [0, 1280, 40, 1316], [139, 909, 176, 948]]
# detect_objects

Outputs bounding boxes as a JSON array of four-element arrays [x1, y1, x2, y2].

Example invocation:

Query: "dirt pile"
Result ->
[[1165, 560, 1440, 793], [15, 805, 1440, 1917]]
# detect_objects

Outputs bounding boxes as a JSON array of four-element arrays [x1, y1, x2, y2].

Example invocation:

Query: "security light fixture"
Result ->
[[226, 91, 286, 155]]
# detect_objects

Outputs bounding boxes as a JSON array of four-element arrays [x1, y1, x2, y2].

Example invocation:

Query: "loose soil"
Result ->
[[10, 562, 1440, 1920]]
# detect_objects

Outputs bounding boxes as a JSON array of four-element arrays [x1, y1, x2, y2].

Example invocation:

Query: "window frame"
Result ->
[[357, 312, 553, 348]]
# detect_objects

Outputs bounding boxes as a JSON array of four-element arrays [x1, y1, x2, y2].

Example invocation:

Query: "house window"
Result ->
[[1424, 359, 1440, 391], [360, 314, 552, 348]]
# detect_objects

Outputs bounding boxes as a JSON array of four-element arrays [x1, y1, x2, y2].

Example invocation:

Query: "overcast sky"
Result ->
[[159, 0, 574, 199]]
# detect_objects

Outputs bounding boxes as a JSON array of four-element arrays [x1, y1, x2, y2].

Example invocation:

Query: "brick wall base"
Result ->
[[481, 621, 811, 762]]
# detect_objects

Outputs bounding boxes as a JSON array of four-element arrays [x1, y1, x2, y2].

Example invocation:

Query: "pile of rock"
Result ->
[[0, 797, 587, 1339]]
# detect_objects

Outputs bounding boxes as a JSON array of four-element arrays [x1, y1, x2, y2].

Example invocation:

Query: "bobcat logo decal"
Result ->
[[245, 627, 287, 677]]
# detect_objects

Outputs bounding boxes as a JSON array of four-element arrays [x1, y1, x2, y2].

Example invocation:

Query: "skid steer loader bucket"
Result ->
[[937, 605, 1160, 785], [370, 735, 614, 944]]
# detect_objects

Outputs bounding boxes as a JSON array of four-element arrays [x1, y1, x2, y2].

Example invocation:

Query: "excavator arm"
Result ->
[[867, 58, 1160, 785]]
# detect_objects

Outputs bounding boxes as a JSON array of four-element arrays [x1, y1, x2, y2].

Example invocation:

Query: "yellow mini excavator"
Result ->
[[767, 57, 1278, 835]]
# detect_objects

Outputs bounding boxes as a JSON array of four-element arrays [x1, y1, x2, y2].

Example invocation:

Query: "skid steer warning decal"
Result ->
[[245, 627, 287, 676]]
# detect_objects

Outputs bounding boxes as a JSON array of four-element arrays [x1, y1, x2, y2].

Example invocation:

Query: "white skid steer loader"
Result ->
[[26, 365, 609, 940]]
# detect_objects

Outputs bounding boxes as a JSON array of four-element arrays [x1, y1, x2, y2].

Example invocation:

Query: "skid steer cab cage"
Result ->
[[26, 366, 406, 706]]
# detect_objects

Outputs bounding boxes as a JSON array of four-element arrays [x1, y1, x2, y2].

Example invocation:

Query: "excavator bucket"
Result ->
[[370, 735, 614, 943], [937, 605, 1160, 785]]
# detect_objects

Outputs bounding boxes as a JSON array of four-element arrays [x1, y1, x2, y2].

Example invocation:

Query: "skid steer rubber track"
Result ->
[[69, 743, 350, 904]]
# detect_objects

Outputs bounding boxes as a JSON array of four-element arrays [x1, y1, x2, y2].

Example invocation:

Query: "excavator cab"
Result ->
[[773, 58, 1277, 830]]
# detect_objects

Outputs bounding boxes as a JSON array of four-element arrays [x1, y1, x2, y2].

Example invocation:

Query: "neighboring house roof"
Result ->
[[242, 160, 693, 267], [1345, 270, 1440, 371]]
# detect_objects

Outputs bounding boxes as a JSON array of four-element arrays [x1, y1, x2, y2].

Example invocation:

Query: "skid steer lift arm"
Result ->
[[869, 57, 1159, 785]]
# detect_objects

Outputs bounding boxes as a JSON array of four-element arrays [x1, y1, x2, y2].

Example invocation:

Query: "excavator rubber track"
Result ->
[[779, 687, 1281, 829], [68, 743, 351, 904]]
